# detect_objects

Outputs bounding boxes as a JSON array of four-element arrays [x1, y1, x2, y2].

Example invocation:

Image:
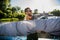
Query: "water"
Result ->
[[0, 36, 27, 40], [0, 36, 60, 40]]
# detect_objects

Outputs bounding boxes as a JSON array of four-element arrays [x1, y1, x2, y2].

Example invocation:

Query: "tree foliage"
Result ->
[[0, 0, 25, 21], [51, 9, 60, 16], [33, 9, 38, 14], [17, 14, 25, 20]]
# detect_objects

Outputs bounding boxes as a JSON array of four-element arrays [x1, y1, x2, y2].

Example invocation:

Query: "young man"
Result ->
[[24, 7, 32, 20], [24, 7, 38, 40]]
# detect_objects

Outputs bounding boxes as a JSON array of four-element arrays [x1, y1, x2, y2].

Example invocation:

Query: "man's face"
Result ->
[[25, 9, 32, 15]]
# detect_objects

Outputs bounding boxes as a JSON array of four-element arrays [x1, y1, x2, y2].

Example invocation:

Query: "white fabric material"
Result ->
[[46, 18, 60, 35], [0, 22, 17, 36], [0, 17, 60, 36], [17, 20, 36, 36]]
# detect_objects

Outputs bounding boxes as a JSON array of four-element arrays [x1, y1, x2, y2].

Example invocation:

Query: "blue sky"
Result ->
[[11, 0, 60, 13], [54, 0, 60, 5]]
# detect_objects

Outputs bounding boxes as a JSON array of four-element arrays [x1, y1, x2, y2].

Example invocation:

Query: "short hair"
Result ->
[[24, 7, 31, 12]]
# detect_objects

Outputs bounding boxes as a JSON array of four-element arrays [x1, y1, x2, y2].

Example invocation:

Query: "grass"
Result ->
[[0, 18, 19, 22]]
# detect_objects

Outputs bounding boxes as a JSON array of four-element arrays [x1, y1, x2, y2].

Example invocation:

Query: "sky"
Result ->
[[11, 0, 60, 13]]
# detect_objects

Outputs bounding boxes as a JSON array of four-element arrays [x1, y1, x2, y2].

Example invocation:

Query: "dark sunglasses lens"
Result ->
[[25, 10, 32, 12], [29, 10, 32, 12]]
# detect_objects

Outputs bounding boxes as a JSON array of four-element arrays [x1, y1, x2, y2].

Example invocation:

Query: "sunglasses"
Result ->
[[28, 14, 32, 16], [25, 10, 32, 12]]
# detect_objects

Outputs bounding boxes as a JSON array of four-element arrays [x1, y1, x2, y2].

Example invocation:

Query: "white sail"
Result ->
[[0, 17, 60, 36]]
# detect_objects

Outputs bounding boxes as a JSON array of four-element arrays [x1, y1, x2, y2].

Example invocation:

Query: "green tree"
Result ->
[[0, 0, 11, 10], [0, 10, 4, 18], [12, 7, 16, 13], [33, 9, 38, 14], [21, 10, 24, 13], [0, 10, 7, 18], [16, 6, 20, 11], [13, 12, 18, 18], [51, 9, 60, 16], [0, 0, 11, 18], [17, 14, 25, 20], [7, 12, 12, 18], [14, 6, 21, 14], [11, 7, 21, 18], [12, 6, 20, 14]]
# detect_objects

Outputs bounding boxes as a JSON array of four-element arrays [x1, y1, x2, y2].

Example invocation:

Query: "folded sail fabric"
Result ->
[[0, 17, 60, 36], [0, 22, 17, 36], [46, 18, 60, 35]]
